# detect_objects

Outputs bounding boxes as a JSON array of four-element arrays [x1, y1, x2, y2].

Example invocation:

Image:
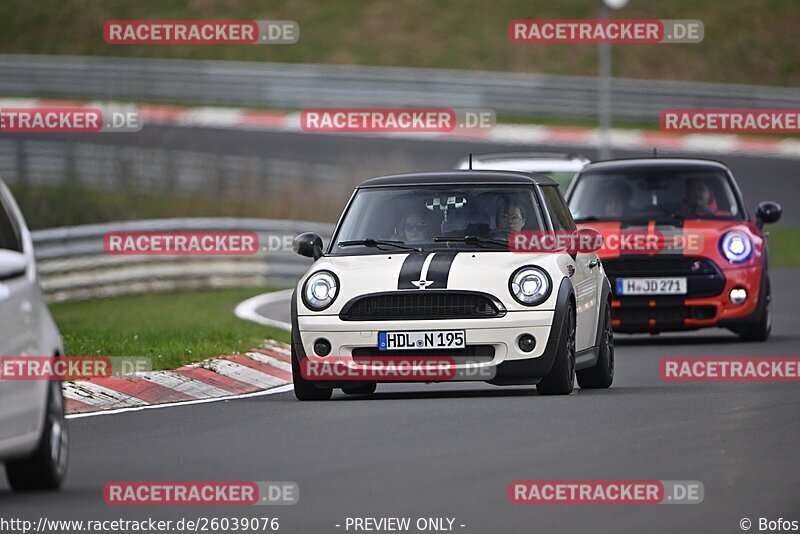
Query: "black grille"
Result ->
[[603, 256, 718, 276], [340, 291, 504, 321], [352, 345, 495, 364]]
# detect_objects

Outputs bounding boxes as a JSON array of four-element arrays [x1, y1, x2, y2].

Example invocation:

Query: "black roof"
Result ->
[[581, 157, 730, 173], [358, 171, 557, 188]]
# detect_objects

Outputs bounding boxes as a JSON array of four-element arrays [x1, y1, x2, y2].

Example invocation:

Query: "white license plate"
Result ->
[[616, 277, 687, 296], [378, 330, 466, 351]]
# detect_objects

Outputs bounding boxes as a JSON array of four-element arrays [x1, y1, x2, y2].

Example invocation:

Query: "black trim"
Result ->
[[575, 346, 600, 371], [489, 277, 573, 385], [398, 252, 431, 289], [594, 277, 612, 347], [426, 251, 459, 288], [338, 290, 507, 321], [300, 270, 340, 311]]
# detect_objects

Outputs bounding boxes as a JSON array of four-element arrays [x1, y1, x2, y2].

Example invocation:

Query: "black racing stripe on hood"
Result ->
[[426, 251, 459, 289], [398, 252, 431, 289]]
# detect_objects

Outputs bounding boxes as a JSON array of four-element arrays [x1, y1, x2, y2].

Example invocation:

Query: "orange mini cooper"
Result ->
[[565, 158, 781, 341]]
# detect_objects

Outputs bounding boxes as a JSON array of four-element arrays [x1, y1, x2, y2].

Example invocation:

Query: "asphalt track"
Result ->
[[1, 267, 798, 533], [1, 130, 799, 533]]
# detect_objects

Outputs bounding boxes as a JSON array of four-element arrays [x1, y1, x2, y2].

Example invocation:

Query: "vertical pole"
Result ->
[[598, 1, 612, 160]]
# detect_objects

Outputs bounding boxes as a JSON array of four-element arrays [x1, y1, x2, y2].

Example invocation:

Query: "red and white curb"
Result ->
[[63, 340, 292, 418], [2, 97, 799, 159]]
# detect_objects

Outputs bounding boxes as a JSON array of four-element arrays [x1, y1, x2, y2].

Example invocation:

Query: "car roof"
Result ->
[[357, 170, 557, 188], [580, 157, 730, 173], [468, 152, 590, 162]]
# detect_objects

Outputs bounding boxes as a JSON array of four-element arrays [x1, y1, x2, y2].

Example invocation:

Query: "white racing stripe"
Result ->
[[144, 371, 232, 399], [203, 359, 287, 389], [63, 381, 148, 410]]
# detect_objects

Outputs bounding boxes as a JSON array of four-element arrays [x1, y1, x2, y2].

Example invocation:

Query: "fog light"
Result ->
[[518, 334, 536, 353], [729, 288, 747, 305], [313, 338, 332, 356]]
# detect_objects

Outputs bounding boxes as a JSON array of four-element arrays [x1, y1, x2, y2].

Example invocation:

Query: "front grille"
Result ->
[[352, 345, 495, 364], [614, 300, 717, 332], [604, 256, 718, 276], [604, 256, 725, 298], [340, 291, 504, 321]]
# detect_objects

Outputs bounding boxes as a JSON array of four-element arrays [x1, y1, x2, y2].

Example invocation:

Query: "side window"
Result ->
[[542, 186, 577, 232], [0, 199, 22, 252]]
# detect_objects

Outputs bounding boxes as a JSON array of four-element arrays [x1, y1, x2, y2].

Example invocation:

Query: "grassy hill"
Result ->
[[0, 0, 797, 86]]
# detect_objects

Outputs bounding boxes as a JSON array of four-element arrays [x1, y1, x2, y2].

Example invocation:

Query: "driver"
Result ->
[[602, 181, 633, 218], [682, 178, 717, 217], [393, 211, 431, 243], [495, 198, 526, 232]]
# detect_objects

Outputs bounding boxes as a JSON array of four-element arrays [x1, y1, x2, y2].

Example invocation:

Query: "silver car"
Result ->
[[456, 152, 590, 191], [0, 179, 67, 491]]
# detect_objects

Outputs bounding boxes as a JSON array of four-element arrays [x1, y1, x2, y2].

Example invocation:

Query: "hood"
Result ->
[[578, 219, 763, 262]]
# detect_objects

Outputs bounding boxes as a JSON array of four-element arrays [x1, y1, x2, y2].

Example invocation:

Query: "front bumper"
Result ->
[[607, 262, 763, 333], [295, 310, 557, 384]]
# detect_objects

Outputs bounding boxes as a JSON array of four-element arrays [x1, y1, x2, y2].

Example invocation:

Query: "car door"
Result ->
[[541, 186, 599, 351], [0, 188, 41, 453]]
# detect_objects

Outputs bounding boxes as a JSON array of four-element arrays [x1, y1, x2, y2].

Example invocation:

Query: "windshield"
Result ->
[[568, 168, 745, 222], [331, 185, 544, 254]]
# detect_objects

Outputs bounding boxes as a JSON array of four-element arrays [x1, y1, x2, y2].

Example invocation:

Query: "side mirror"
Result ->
[[756, 201, 781, 227], [570, 227, 604, 254], [0, 250, 28, 281], [293, 232, 324, 260]]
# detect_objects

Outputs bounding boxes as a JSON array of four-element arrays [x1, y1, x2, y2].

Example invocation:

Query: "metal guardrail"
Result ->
[[2, 54, 799, 120], [31, 218, 335, 302]]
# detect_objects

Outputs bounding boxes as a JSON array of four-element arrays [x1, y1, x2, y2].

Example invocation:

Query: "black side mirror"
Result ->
[[293, 232, 324, 260], [756, 201, 781, 227]]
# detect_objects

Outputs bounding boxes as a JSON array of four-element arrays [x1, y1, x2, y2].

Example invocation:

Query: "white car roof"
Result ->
[[456, 153, 590, 173]]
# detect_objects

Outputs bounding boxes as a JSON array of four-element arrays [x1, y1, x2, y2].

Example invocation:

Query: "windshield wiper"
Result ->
[[338, 239, 422, 252], [434, 235, 508, 248]]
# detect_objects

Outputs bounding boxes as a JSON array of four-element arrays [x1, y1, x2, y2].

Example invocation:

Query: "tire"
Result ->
[[537, 305, 576, 396], [577, 302, 615, 389], [342, 384, 377, 395], [291, 344, 333, 401], [6, 380, 68, 491], [739, 277, 771, 342]]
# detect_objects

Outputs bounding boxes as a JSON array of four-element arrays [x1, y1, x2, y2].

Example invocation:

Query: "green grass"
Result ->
[[768, 227, 800, 268], [50, 287, 290, 370], [0, 0, 798, 86]]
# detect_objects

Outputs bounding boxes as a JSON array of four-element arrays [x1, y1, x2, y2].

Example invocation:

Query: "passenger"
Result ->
[[495, 198, 526, 232]]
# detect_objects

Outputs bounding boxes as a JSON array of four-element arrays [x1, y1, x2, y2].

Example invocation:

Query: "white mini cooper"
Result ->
[[290, 171, 614, 400]]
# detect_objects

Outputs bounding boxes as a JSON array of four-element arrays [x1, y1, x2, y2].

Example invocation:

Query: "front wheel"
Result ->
[[291, 345, 333, 401], [738, 277, 771, 342], [577, 301, 614, 389], [537, 305, 576, 396], [6, 380, 69, 491]]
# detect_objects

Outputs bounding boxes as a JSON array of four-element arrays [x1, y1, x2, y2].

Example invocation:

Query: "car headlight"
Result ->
[[302, 270, 339, 311], [720, 231, 752, 263], [509, 266, 552, 306]]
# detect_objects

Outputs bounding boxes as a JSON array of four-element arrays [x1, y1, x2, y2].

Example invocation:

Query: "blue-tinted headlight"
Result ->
[[720, 231, 752, 263]]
